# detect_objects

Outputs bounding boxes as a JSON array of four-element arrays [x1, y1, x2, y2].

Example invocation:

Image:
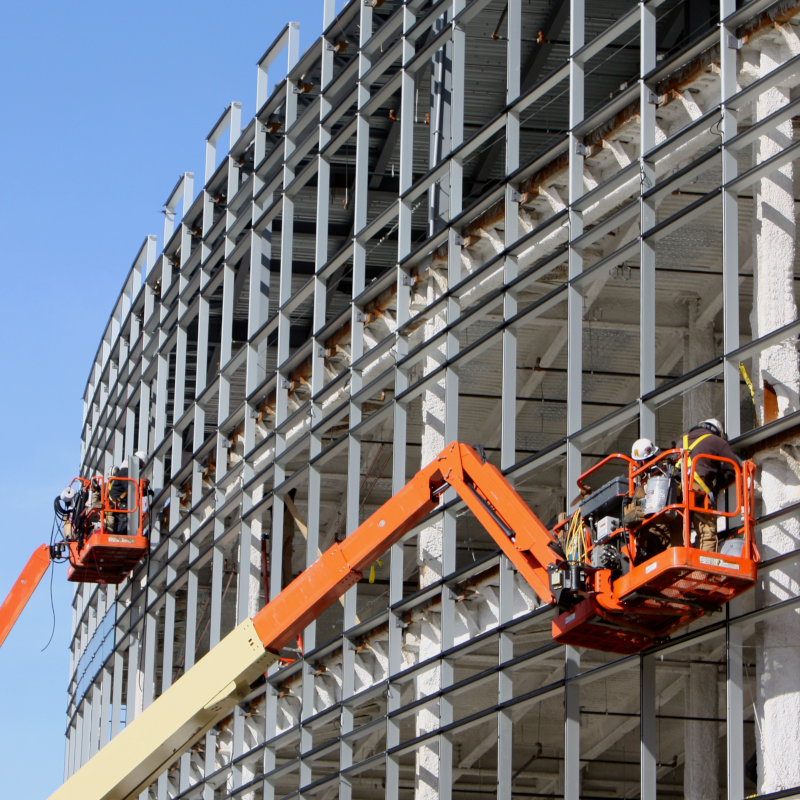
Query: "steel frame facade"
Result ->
[[66, 0, 800, 798]]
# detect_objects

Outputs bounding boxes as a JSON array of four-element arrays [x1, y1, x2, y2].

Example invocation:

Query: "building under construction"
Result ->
[[67, 0, 800, 797]]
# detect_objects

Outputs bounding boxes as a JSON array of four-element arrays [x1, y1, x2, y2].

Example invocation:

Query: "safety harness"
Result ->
[[683, 433, 713, 495]]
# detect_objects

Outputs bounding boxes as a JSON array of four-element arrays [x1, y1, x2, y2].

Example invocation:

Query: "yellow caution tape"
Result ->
[[739, 362, 755, 404], [368, 559, 383, 584]]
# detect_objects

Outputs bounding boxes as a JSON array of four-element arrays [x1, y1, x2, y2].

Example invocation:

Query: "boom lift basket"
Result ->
[[550, 450, 758, 654], [65, 476, 150, 585]]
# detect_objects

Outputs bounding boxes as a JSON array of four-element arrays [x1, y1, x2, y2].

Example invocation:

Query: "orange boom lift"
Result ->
[[251, 442, 758, 657], [0, 443, 759, 800]]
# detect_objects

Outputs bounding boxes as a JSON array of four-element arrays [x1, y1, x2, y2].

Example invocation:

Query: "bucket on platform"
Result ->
[[643, 475, 671, 515]]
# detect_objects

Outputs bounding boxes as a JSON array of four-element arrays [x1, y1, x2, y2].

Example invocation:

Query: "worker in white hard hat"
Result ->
[[631, 438, 659, 462], [626, 438, 682, 561], [681, 419, 739, 552]]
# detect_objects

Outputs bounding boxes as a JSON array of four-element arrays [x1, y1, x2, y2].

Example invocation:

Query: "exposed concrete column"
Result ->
[[419, 268, 449, 585], [682, 297, 715, 429], [683, 663, 719, 800], [415, 266, 448, 800], [749, 35, 800, 795], [750, 53, 800, 421]]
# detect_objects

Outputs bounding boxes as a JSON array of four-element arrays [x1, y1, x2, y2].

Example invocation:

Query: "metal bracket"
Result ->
[[509, 189, 521, 203], [453, 233, 465, 247], [248, 407, 260, 419], [317, 345, 327, 359], [400, 273, 415, 287], [646, 90, 661, 105], [727, 34, 744, 50], [220, 437, 231, 449], [574, 142, 590, 157], [354, 309, 367, 324], [395, 616, 408, 629], [280, 378, 291, 390]]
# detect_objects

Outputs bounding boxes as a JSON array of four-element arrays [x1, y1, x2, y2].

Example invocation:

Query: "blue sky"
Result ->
[[0, 2, 324, 795]]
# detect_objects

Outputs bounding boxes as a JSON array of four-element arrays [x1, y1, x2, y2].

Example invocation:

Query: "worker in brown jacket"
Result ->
[[682, 419, 739, 551]]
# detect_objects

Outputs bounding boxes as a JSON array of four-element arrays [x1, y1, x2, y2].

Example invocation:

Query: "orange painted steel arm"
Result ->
[[252, 443, 562, 652], [0, 544, 51, 649]]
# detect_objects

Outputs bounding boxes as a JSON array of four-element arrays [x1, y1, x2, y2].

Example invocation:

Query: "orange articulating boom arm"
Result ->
[[0, 544, 51, 649], [252, 442, 562, 651]]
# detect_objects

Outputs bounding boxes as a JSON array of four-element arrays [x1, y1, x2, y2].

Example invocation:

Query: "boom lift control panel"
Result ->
[[0, 443, 759, 800]]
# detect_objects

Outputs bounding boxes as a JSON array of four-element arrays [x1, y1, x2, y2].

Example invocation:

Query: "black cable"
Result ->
[[50, 497, 71, 562], [54, 496, 71, 522], [41, 517, 58, 651], [40, 560, 56, 652]]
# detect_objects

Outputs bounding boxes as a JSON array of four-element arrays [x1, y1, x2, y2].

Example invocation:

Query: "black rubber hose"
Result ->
[[53, 496, 71, 520]]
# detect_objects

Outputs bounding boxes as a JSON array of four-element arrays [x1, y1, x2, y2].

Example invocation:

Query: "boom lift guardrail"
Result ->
[[40, 442, 757, 800]]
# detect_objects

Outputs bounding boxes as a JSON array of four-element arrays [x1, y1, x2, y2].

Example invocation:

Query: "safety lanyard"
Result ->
[[683, 433, 713, 494]]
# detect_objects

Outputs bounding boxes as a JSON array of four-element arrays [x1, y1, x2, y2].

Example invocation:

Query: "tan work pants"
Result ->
[[689, 487, 718, 551], [691, 511, 718, 551]]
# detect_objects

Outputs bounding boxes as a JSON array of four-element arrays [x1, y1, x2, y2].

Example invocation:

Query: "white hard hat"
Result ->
[[134, 450, 146, 464], [631, 438, 659, 461], [699, 418, 724, 438]]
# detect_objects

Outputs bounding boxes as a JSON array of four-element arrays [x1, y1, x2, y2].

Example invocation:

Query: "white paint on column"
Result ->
[[749, 35, 800, 795], [415, 266, 448, 800]]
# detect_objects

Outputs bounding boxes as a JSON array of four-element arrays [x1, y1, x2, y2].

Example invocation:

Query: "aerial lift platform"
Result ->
[[0, 475, 148, 649], [0, 442, 758, 800], [63, 476, 150, 585]]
